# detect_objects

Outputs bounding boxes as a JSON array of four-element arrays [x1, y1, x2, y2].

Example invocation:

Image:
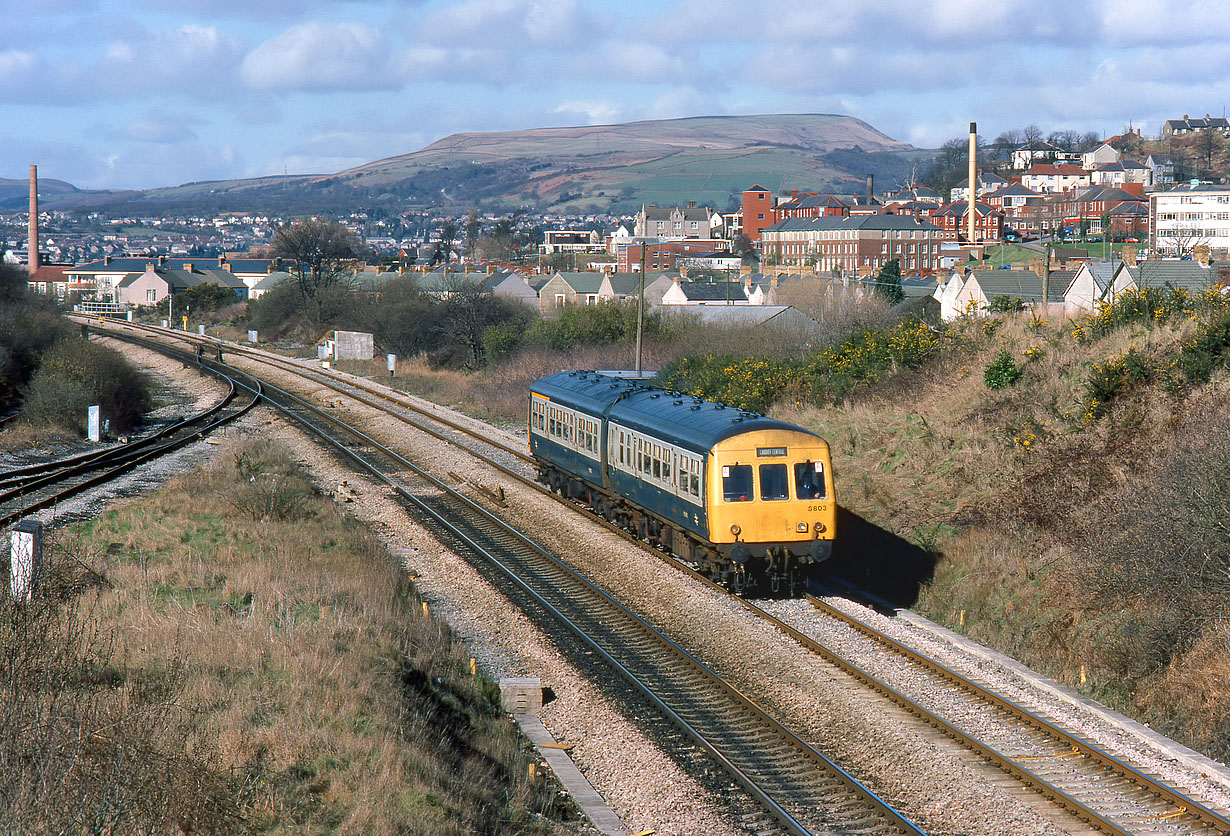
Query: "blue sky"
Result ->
[[3, 0, 1227, 190]]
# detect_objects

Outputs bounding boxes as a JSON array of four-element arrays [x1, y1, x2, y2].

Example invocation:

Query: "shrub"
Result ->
[[1177, 308, 1230, 385], [1083, 348, 1154, 420], [987, 295, 1026, 313], [983, 350, 1022, 390], [658, 318, 947, 411], [21, 339, 151, 434]]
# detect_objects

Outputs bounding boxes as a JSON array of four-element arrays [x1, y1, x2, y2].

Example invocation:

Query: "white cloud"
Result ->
[[392, 45, 514, 83], [591, 42, 687, 82], [240, 22, 394, 91], [98, 24, 246, 94], [418, 0, 594, 46], [552, 99, 624, 125]]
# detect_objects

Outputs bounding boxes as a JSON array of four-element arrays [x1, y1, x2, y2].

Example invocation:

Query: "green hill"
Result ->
[[44, 114, 934, 216]]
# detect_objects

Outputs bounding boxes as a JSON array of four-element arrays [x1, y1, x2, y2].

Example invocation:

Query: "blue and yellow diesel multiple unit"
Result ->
[[529, 370, 835, 591]]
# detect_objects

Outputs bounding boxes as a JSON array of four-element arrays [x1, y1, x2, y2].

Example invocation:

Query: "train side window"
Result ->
[[722, 464, 752, 502], [663, 449, 672, 482], [690, 472, 700, 497], [759, 464, 789, 501], [794, 461, 826, 499]]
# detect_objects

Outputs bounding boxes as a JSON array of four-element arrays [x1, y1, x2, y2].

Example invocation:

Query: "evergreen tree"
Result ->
[[876, 258, 904, 304]]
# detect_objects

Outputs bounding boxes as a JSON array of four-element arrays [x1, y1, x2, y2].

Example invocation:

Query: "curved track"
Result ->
[[0, 348, 261, 528], [81, 318, 927, 836], [81, 317, 1230, 835]]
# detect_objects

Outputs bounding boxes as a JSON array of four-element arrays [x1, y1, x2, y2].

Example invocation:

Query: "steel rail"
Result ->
[[0, 373, 261, 529], [0, 379, 240, 491], [141, 336, 929, 836], [87, 317, 1230, 834]]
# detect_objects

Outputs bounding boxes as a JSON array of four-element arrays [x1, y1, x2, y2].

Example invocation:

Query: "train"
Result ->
[[528, 370, 836, 594]]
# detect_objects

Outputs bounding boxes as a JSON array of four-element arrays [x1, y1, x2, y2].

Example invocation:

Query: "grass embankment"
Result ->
[[1, 437, 578, 835], [751, 291, 1230, 762]]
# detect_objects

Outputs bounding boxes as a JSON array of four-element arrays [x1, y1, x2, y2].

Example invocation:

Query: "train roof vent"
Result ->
[[673, 400, 683, 405], [650, 393, 660, 398], [732, 417, 743, 423], [690, 405, 701, 411]]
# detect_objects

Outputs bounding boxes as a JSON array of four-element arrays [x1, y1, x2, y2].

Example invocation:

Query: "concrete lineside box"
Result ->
[[332, 330, 374, 361]]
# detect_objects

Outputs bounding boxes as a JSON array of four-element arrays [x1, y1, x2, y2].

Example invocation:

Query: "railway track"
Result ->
[[0, 351, 261, 528], [80, 317, 1230, 835], [79, 318, 927, 836]]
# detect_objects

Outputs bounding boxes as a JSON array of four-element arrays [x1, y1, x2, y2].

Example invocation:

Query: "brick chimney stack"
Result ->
[[28, 165, 39, 274]]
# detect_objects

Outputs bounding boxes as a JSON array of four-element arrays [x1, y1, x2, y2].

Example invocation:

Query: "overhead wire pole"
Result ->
[[635, 242, 647, 376]]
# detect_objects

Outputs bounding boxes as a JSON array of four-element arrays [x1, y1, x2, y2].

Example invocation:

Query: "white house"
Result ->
[[1021, 164, 1091, 194], [1091, 160, 1151, 188], [1081, 143, 1121, 170], [1063, 263, 1126, 315]]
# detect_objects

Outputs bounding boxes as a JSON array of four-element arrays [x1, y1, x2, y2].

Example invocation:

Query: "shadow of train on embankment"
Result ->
[[812, 506, 940, 610]]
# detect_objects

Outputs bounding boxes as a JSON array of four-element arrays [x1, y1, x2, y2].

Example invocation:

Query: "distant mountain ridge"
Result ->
[[34, 114, 934, 215]]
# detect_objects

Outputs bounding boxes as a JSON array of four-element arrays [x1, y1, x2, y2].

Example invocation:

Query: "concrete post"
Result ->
[[10, 520, 44, 600], [87, 405, 101, 442]]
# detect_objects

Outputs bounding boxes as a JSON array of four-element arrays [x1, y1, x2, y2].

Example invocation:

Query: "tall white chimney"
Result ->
[[28, 165, 39, 273]]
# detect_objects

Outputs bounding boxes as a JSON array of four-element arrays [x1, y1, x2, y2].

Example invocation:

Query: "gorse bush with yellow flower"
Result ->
[[658, 319, 945, 411]]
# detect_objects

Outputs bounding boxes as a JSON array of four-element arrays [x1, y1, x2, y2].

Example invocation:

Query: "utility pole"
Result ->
[[1042, 240, 1051, 317], [635, 243, 646, 376]]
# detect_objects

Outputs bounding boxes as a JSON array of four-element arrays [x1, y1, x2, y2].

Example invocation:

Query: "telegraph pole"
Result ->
[[635, 243, 646, 376]]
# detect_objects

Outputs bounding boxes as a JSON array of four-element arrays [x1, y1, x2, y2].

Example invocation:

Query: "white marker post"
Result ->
[[248, 330, 258, 343], [387, 353, 396, 378], [198, 325, 206, 336], [87, 405, 101, 443], [10, 520, 44, 601]]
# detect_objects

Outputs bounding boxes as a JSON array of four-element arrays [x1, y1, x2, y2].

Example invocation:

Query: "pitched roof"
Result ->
[[663, 304, 821, 331], [970, 268, 1072, 303], [952, 172, 1008, 189], [673, 281, 747, 302], [988, 184, 1041, 198], [553, 271, 605, 293], [1026, 163, 1088, 176], [603, 272, 644, 295], [1124, 260, 1218, 290]]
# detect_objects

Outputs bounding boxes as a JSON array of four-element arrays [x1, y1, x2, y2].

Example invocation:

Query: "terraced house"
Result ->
[[759, 215, 945, 275]]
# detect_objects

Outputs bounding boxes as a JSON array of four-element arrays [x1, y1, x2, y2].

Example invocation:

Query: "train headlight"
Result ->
[[813, 521, 826, 534], [796, 522, 808, 532], [730, 524, 741, 536]]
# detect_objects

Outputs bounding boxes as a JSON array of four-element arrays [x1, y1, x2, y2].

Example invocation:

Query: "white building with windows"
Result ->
[[1149, 184, 1230, 257]]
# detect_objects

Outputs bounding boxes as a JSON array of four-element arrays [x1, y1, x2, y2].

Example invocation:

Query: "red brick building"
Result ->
[[741, 184, 775, 242]]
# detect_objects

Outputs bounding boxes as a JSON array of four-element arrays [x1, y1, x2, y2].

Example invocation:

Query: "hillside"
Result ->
[[0, 175, 103, 212], [42, 114, 933, 216]]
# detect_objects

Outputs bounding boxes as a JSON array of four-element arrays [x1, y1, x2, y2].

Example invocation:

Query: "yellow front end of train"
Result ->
[[705, 428, 836, 562]]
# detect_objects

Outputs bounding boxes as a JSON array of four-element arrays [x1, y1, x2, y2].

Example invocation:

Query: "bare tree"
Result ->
[[1021, 124, 1045, 146], [432, 218, 459, 265], [1047, 130, 1084, 152], [272, 219, 366, 303], [1161, 224, 1209, 258]]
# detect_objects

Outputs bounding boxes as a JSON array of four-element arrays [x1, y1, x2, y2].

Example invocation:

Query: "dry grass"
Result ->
[[4, 436, 577, 835], [773, 308, 1230, 760]]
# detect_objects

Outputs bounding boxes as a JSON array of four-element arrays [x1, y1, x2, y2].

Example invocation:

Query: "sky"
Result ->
[[3, 0, 1228, 191]]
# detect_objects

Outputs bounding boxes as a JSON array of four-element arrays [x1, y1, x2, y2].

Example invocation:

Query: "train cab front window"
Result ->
[[722, 465, 752, 502], [759, 464, 789, 501], [795, 461, 826, 499]]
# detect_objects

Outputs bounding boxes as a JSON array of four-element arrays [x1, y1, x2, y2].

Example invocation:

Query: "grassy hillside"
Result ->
[[745, 294, 1230, 761], [47, 114, 933, 216]]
